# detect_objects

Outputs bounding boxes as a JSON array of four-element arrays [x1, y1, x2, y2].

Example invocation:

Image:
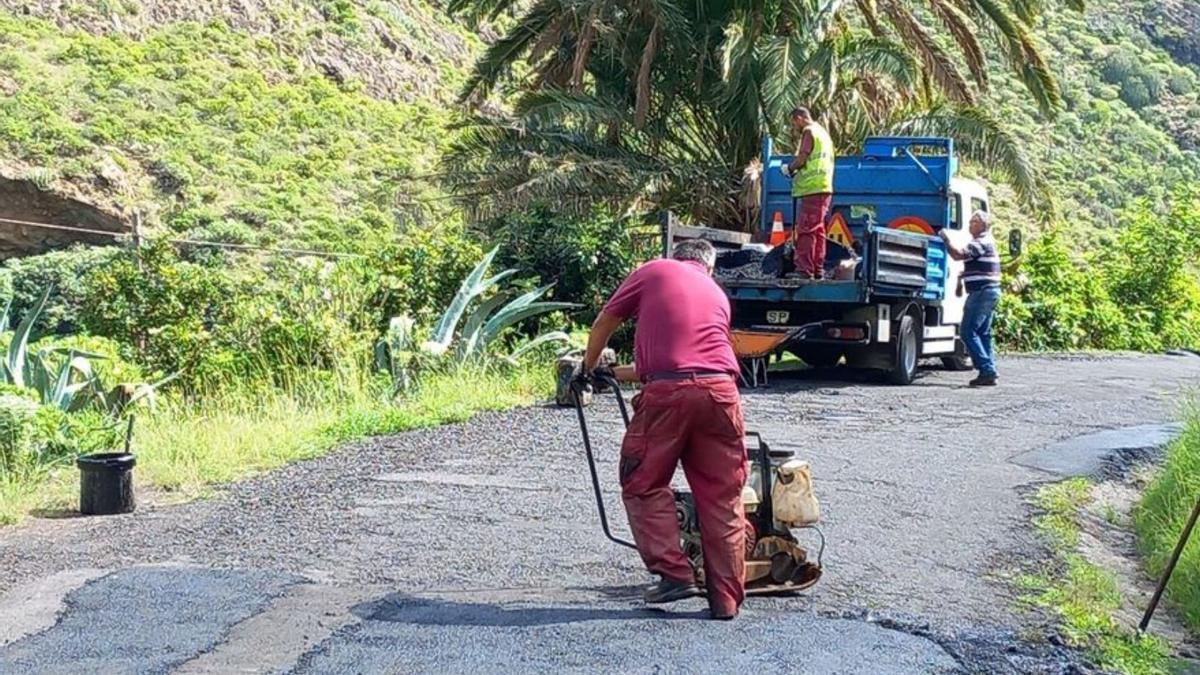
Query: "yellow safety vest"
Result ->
[[791, 122, 834, 197]]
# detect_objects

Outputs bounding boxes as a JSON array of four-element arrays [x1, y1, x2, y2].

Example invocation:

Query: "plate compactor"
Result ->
[[571, 373, 824, 595]]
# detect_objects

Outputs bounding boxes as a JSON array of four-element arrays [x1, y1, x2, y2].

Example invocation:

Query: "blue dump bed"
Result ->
[[735, 136, 956, 304]]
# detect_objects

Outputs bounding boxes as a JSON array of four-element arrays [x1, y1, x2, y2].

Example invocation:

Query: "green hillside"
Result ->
[[0, 1, 479, 253], [0, 0, 1195, 252], [966, 0, 1199, 244]]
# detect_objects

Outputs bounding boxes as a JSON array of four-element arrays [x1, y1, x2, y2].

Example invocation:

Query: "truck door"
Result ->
[[940, 191, 968, 325]]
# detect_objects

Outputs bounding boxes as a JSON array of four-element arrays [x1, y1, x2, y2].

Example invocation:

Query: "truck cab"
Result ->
[[706, 136, 990, 383]]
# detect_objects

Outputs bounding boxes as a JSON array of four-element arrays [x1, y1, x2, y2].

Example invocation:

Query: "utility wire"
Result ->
[[0, 216, 365, 259]]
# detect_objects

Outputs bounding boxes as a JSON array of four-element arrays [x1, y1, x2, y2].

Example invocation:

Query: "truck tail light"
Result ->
[[826, 326, 865, 340]]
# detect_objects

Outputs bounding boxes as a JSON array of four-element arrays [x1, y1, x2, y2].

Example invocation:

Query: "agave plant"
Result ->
[[1, 287, 177, 414], [374, 315, 417, 396], [420, 247, 578, 361]]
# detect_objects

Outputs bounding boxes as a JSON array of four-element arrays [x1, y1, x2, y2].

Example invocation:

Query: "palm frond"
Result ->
[[1007, 0, 1044, 23], [760, 34, 820, 136], [569, 3, 600, 90], [926, 0, 988, 89], [855, 0, 887, 35], [839, 35, 919, 92], [635, 21, 661, 128], [719, 19, 764, 144], [880, 0, 975, 105], [887, 103, 1045, 211], [967, 0, 1060, 115], [461, 0, 563, 101]]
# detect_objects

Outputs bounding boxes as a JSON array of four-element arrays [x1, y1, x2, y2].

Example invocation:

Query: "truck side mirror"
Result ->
[[1008, 229, 1023, 258]]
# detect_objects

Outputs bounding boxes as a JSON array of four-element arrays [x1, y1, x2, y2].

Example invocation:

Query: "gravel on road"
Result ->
[[0, 353, 1195, 673]]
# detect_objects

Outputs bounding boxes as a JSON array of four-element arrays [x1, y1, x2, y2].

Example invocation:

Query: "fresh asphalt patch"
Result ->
[[0, 566, 299, 674], [1010, 423, 1183, 479]]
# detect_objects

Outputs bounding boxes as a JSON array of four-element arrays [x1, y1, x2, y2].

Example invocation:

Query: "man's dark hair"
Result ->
[[672, 239, 717, 269], [791, 107, 812, 120]]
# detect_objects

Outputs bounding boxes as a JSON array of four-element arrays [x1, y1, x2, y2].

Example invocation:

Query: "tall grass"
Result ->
[[0, 361, 554, 521], [1135, 409, 1200, 632]]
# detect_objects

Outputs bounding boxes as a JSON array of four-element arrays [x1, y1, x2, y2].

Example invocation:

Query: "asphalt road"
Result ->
[[0, 354, 1197, 674]]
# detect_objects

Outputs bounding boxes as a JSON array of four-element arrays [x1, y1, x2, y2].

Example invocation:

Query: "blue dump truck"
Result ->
[[668, 136, 1008, 384]]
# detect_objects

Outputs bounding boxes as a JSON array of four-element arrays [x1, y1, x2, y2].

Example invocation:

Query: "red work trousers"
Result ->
[[619, 376, 747, 616], [793, 193, 831, 278]]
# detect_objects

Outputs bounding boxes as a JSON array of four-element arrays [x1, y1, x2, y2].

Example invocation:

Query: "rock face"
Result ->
[[0, 175, 127, 260], [1146, 0, 1200, 68], [0, 0, 473, 104]]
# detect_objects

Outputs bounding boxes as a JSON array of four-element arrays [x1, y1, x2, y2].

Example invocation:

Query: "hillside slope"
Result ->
[[0, 0, 478, 255], [0, 0, 1195, 258], [967, 0, 1199, 244]]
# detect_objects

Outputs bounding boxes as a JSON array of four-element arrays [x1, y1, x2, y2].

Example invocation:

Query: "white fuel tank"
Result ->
[[772, 460, 820, 526]]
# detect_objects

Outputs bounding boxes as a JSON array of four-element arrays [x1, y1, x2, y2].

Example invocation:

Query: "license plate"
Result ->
[[766, 311, 790, 325]]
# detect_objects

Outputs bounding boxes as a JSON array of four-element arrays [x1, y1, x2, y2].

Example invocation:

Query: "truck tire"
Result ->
[[941, 338, 973, 371], [886, 314, 919, 385], [793, 346, 843, 368]]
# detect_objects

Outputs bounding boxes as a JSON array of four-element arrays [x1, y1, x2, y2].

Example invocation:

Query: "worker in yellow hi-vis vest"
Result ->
[[784, 107, 834, 279]]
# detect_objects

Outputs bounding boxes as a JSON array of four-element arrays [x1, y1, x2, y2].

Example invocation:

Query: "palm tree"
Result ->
[[444, 0, 1077, 227]]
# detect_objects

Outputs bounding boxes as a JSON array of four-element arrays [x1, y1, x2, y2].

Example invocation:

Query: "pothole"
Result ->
[[823, 607, 1095, 674]]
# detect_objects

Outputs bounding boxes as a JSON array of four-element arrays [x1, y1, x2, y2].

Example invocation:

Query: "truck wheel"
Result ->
[[941, 338, 973, 371], [793, 346, 843, 368], [886, 315, 918, 385]]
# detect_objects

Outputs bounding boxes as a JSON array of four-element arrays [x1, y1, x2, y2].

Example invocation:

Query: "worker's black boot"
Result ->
[[643, 577, 701, 604], [969, 374, 998, 387]]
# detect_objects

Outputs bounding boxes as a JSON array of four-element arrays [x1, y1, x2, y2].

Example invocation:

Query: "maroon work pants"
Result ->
[[619, 376, 747, 615], [792, 193, 831, 278]]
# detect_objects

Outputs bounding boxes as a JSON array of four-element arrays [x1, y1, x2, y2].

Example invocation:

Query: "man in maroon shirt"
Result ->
[[581, 239, 747, 620]]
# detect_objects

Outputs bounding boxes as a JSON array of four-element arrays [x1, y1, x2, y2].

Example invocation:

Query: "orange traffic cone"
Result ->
[[768, 211, 787, 246]]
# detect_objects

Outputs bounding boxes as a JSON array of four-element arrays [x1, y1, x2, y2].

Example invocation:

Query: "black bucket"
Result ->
[[77, 453, 136, 516]]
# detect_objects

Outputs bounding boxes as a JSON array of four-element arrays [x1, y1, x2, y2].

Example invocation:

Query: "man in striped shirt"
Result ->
[[941, 210, 1002, 386]]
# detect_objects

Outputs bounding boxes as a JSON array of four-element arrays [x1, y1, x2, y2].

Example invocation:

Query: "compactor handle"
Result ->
[[570, 378, 637, 551]]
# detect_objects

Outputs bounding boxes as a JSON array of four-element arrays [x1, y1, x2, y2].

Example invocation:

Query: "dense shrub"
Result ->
[[481, 206, 636, 322], [1101, 193, 1200, 350], [0, 246, 124, 334], [1100, 49, 1165, 110], [0, 394, 117, 479], [997, 188, 1200, 351], [78, 242, 241, 383], [72, 228, 484, 389], [371, 224, 485, 328], [30, 334, 146, 385], [994, 231, 1126, 350]]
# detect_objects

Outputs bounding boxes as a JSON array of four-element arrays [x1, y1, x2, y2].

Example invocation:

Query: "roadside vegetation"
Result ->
[[1136, 409, 1200, 632], [0, 238, 565, 525], [995, 187, 1200, 352], [1020, 479, 1172, 674]]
